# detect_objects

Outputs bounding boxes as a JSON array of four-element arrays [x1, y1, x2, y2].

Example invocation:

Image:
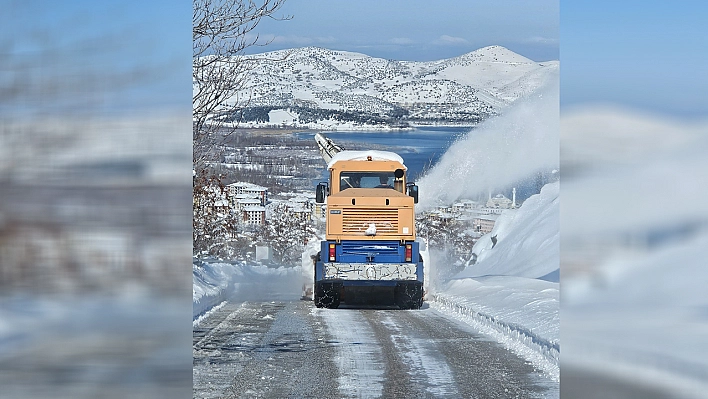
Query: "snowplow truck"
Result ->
[[313, 133, 423, 309]]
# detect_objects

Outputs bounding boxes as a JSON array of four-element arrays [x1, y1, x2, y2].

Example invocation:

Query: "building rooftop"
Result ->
[[238, 198, 262, 204], [475, 214, 500, 221], [227, 181, 268, 191]]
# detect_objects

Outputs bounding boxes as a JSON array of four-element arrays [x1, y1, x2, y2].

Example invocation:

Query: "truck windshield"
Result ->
[[340, 172, 395, 190]]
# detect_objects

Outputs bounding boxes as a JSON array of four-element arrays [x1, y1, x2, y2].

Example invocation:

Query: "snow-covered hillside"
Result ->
[[212, 46, 557, 129], [460, 181, 559, 281]]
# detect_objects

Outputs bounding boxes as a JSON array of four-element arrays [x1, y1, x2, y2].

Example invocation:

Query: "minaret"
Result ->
[[512, 188, 517, 208]]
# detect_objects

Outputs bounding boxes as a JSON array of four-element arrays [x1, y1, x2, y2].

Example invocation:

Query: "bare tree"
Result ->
[[193, 0, 289, 166]]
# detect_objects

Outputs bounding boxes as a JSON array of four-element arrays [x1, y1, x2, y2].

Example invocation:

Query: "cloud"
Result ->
[[433, 35, 470, 46]]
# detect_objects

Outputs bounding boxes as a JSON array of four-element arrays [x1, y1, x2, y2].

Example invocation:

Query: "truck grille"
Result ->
[[342, 208, 399, 235]]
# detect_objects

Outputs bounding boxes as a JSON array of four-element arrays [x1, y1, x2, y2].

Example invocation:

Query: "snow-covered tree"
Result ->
[[193, 169, 240, 256], [417, 214, 475, 258], [262, 203, 316, 266], [193, 0, 289, 256]]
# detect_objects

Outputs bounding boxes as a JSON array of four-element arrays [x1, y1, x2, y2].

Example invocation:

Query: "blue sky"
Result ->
[[561, 1, 708, 117], [244, 0, 559, 62], [4, 1, 705, 118]]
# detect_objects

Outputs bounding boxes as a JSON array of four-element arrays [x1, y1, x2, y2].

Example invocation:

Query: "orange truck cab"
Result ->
[[314, 150, 423, 309]]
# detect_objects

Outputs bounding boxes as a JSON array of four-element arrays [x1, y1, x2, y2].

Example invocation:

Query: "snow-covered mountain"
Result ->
[[224, 46, 558, 130]]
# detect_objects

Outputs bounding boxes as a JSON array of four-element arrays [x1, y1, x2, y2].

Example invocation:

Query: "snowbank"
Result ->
[[193, 259, 302, 323], [460, 181, 559, 280], [428, 182, 559, 381], [431, 276, 559, 380], [192, 260, 240, 320]]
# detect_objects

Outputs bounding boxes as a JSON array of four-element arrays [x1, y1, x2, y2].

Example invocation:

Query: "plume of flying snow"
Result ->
[[417, 73, 558, 210]]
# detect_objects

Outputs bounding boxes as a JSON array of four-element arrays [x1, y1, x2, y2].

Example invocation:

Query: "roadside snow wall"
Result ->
[[459, 181, 559, 281], [193, 260, 303, 321]]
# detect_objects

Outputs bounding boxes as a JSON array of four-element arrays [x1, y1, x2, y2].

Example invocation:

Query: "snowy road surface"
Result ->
[[193, 300, 556, 398]]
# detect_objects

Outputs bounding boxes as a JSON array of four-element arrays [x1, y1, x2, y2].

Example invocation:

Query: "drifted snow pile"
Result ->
[[460, 181, 558, 280], [193, 260, 302, 325], [430, 182, 559, 382], [193, 260, 240, 321]]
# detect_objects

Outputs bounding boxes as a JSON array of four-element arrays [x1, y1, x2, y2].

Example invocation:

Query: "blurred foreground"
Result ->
[[0, 2, 193, 398], [0, 114, 194, 398], [561, 106, 708, 398]]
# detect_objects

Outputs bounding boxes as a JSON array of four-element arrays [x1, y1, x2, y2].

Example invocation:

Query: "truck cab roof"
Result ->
[[327, 150, 406, 169]]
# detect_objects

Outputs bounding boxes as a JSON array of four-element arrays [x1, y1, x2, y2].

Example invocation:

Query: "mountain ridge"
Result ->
[[217, 46, 558, 130]]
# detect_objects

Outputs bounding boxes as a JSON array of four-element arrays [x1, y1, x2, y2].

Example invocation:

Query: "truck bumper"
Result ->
[[323, 262, 418, 280]]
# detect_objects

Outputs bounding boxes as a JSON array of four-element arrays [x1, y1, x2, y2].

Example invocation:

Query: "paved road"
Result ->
[[193, 300, 556, 398]]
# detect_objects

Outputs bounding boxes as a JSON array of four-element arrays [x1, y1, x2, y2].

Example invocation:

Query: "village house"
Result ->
[[243, 206, 266, 225], [473, 214, 499, 234], [236, 198, 262, 212], [289, 206, 312, 222], [288, 196, 316, 221], [227, 182, 269, 206]]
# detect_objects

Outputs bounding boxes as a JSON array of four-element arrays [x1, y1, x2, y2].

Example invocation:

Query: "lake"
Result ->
[[294, 126, 472, 182]]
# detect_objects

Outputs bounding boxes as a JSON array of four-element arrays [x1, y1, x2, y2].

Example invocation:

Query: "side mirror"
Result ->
[[406, 183, 419, 204], [316, 182, 328, 204]]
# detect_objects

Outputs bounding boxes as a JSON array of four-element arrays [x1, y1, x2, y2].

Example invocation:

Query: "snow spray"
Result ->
[[417, 73, 559, 211]]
